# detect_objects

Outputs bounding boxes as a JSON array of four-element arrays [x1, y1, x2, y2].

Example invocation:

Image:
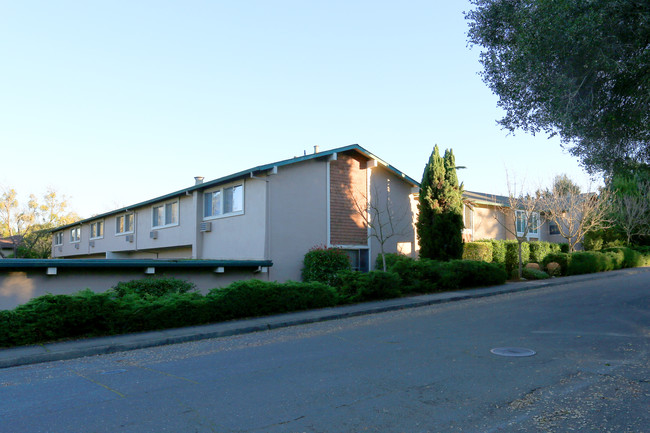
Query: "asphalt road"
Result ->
[[1, 271, 648, 433]]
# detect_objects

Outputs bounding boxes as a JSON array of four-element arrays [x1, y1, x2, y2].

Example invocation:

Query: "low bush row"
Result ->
[[540, 247, 650, 276], [1, 254, 509, 348], [0, 278, 338, 348], [465, 240, 568, 274]]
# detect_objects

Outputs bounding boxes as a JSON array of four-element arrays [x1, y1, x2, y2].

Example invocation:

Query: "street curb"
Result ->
[[2, 267, 648, 369]]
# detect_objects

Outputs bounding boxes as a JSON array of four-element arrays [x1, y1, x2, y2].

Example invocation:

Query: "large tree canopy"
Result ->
[[466, 0, 650, 174]]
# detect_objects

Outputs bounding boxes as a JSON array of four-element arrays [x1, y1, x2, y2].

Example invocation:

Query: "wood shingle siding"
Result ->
[[329, 153, 368, 246]]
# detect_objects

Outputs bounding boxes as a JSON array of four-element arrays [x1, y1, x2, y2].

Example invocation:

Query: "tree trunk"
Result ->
[[517, 239, 523, 280]]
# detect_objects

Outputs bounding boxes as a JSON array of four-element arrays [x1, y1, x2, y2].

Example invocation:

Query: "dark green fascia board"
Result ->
[[53, 144, 420, 232], [0, 259, 273, 270]]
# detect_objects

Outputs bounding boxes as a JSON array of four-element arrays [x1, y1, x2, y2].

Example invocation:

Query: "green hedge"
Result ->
[[111, 277, 197, 298], [302, 246, 351, 286], [462, 242, 493, 262], [529, 241, 552, 264], [0, 279, 338, 348], [504, 241, 529, 275], [334, 270, 402, 302], [206, 280, 338, 321], [542, 252, 571, 276], [522, 267, 550, 280], [385, 256, 507, 294]]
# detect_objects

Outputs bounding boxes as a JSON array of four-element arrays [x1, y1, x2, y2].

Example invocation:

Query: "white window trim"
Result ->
[[152, 200, 180, 229], [516, 210, 540, 237], [203, 183, 245, 221], [90, 220, 105, 240], [70, 227, 81, 243], [115, 213, 135, 236], [53, 232, 64, 246]]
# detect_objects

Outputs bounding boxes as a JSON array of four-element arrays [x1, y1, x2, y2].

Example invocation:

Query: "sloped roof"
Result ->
[[53, 144, 419, 232], [463, 190, 510, 207]]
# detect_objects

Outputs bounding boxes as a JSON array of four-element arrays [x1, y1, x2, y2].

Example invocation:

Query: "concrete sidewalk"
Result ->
[[2, 267, 648, 369]]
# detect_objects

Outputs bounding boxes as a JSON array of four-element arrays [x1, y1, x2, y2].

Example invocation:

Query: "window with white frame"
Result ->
[[516, 210, 539, 236], [90, 221, 104, 239], [343, 249, 369, 272], [152, 200, 179, 228], [53, 232, 64, 246], [204, 184, 244, 219], [70, 227, 81, 243], [116, 213, 134, 235]]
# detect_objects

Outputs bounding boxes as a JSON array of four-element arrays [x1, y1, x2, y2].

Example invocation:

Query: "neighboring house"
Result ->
[[0, 236, 22, 259], [51, 145, 420, 282], [461, 190, 570, 245]]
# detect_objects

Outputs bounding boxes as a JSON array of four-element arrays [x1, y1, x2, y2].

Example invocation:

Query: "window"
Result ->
[[344, 249, 369, 272], [53, 232, 63, 246], [70, 227, 80, 243], [204, 184, 244, 219], [152, 200, 179, 228], [116, 213, 134, 234], [516, 210, 539, 236], [549, 221, 560, 235], [90, 221, 104, 239]]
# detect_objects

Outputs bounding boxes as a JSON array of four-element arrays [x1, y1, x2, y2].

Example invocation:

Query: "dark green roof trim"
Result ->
[[53, 144, 419, 232], [0, 259, 272, 270]]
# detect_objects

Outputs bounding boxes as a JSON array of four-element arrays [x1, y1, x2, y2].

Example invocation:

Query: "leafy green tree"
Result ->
[[417, 146, 464, 261], [466, 0, 650, 175], [0, 187, 79, 258]]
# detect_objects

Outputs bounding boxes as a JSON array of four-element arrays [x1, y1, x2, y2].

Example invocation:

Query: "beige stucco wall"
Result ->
[[471, 205, 512, 241], [268, 157, 329, 282], [52, 193, 197, 259], [199, 178, 267, 260], [369, 166, 418, 268]]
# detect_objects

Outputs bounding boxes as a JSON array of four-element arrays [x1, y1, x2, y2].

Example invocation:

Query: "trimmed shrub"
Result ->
[[116, 292, 211, 333], [302, 246, 351, 286], [375, 253, 408, 271], [477, 239, 506, 265], [111, 277, 196, 298], [334, 270, 402, 302], [207, 280, 338, 321], [559, 243, 570, 253], [522, 267, 550, 280], [604, 247, 644, 268], [566, 252, 602, 275], [505, 240, 530, 275], [543, 253, 571, 276], [8, 290, 120, 345], [529, 241, 552, 264], [386, 255, 427, 293], [388, 258, 507, 294], [444, 260, 507, 289], [0, 310, 19, 347], [546, 262, 561, 277], [491, 240, 507, 265], [462, 242, 493, 262], [631, 246, 650, 266]]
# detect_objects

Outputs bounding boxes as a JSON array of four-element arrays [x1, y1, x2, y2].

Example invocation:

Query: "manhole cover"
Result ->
[[490, 347, 536, 357]]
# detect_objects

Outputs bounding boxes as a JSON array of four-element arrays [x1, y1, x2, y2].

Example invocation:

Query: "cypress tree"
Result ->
[[416, 146, 464, 261]]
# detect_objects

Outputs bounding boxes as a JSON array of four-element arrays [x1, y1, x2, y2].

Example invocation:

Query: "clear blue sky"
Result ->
[[1, 1, 598, 218]]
